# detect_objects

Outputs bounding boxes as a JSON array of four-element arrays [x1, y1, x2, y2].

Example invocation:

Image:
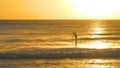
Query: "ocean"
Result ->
[[0, 20, 120, 68]]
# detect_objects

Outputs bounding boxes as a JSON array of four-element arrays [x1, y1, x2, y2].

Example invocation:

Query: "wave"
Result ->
[[1, 48, 120, 59], [78, 37, 120, 40]]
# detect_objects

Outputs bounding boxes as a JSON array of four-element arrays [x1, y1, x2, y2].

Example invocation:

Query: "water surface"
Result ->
[[0, 20, 120, 68], [0, 20, 120, 50], [1, 59, 120, 68]]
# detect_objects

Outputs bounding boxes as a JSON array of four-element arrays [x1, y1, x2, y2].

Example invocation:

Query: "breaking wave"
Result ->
[[0, 48, 120, 59]]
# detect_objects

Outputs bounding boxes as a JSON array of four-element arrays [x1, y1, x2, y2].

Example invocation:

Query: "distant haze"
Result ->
[[0, 0, 120, 20]]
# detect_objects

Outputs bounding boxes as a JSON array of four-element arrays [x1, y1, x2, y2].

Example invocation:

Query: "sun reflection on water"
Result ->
[[79, 40, 108, 49], [88, 41, 108, 49], [87, 59, 111, 68], [78, 21, 109, 49], [89, 22, 108, 49], [92, 21, 105, 35], [93, 27, 104, 34]]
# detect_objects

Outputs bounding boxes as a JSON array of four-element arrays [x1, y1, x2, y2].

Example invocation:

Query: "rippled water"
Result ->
[[0, 20, 120, 68], [0, 20, 120, 50], [1, 59, 120, 68]]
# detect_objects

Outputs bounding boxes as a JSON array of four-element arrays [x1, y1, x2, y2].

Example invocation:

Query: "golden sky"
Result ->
[[0, 0, 120, 20]]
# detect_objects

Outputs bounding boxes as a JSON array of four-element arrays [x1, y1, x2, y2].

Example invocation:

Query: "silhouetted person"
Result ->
[[73, 32, 78, 48]]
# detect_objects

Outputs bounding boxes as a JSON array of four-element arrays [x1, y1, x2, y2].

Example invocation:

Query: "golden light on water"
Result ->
[[87, 41, 108, 49], [88, 59, 111, 68], [79, 40, 108, 49], [92, 22, 105, 34], [78, 21, 108, 49], [93, 28, 104, 34]]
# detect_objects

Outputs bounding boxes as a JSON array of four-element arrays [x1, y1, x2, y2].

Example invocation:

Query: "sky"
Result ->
[[0, 0, 120, 20]]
